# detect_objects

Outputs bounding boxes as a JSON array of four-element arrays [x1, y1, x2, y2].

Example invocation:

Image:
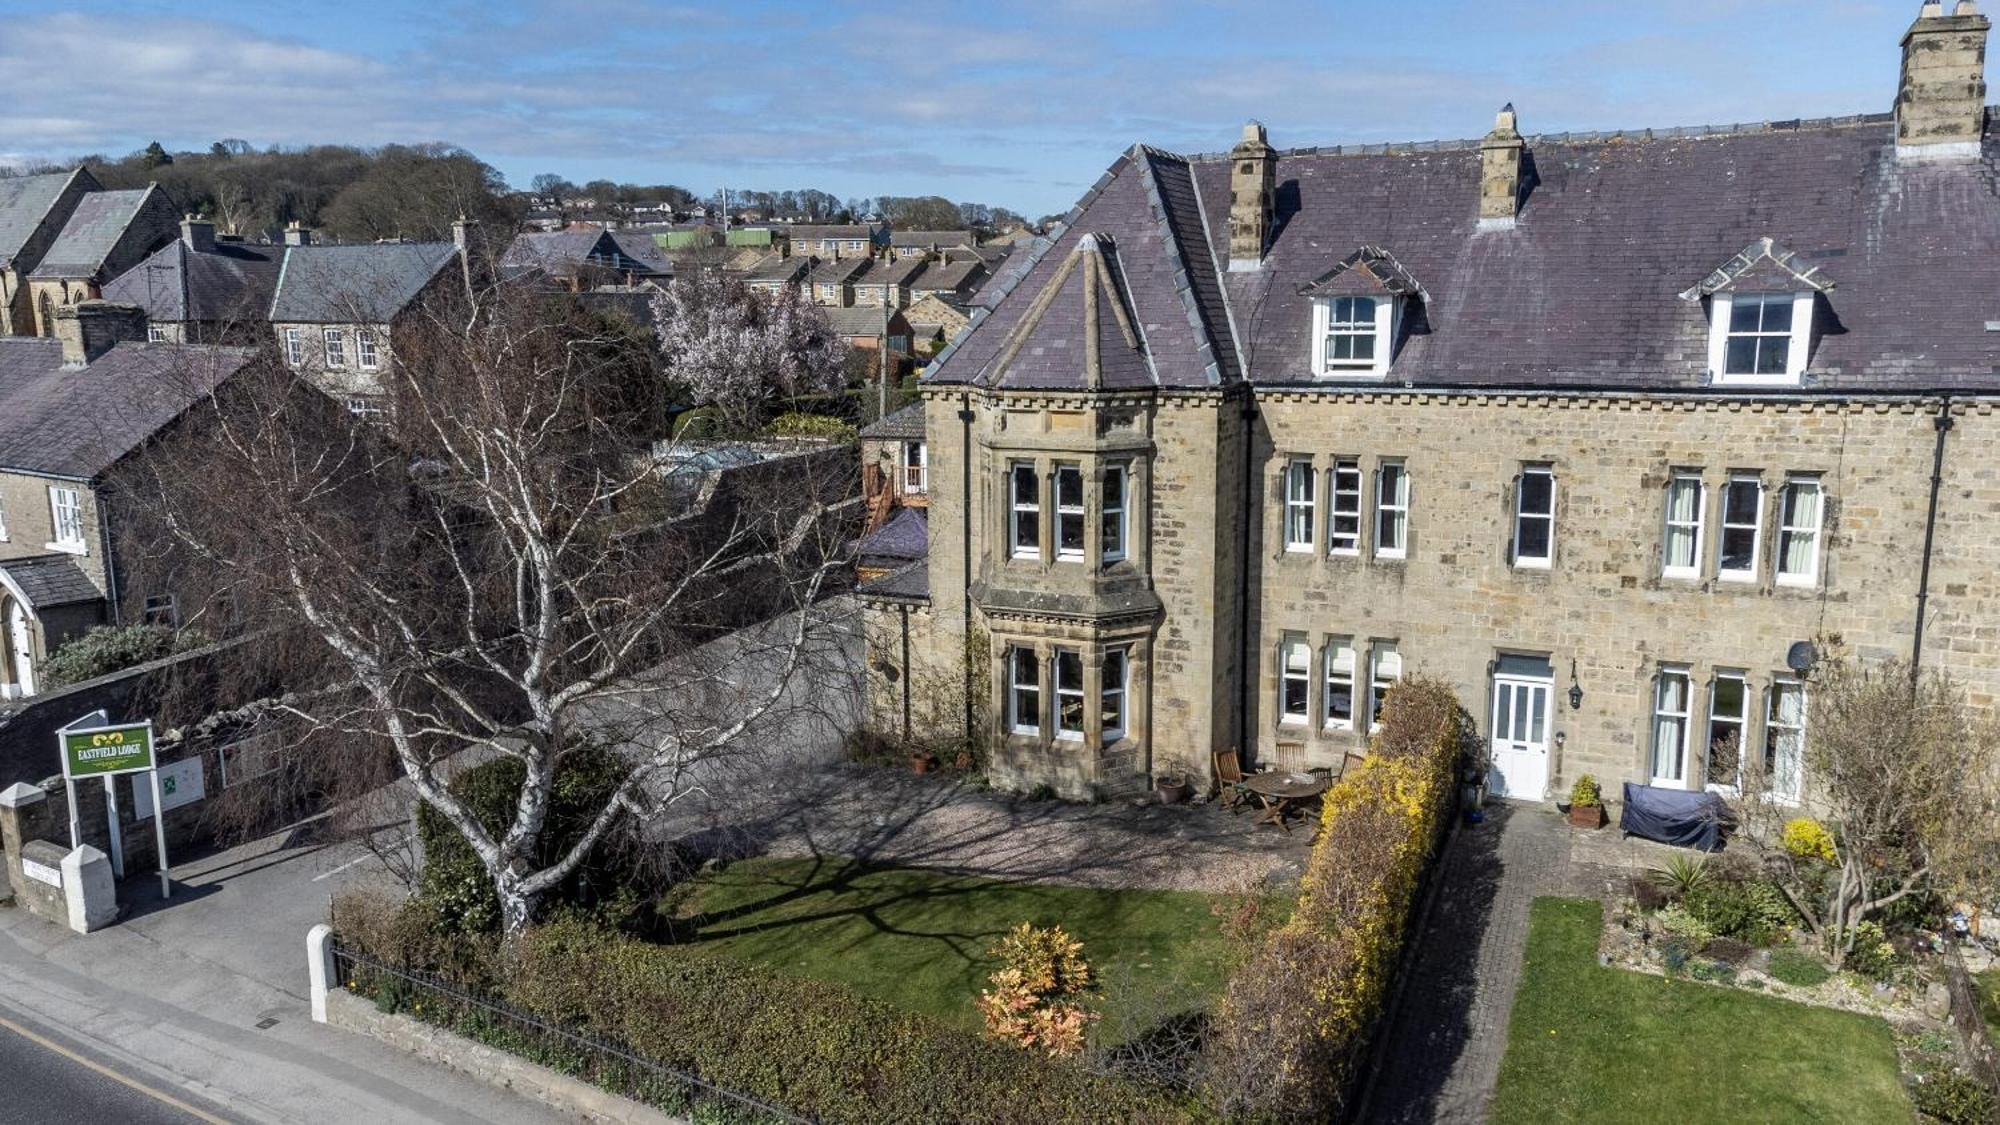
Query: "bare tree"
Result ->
[[652, 269, 846, 435], [1733, 653, 2000, 962], [122, 281, 859, 935]]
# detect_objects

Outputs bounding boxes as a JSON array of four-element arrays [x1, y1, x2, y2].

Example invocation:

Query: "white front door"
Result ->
[[6, 599, 36, 698], [1489, 674, 1551, 800]]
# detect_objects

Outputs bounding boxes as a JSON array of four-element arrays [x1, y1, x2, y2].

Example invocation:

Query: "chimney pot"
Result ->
[[54, 301, 148, 368], [282, 221, 317, 247], [1922, 1, 1945, 14], [1897, 0, 1991, 158], [1227, 121, 1276, 271]]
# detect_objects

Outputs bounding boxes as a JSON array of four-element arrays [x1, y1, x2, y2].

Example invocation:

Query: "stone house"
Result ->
[[784, 224, 885, 260], [853, 256, 927, 309], [825, 307, 913, 356], [24, 184, 180, 337], [908, 258, 987, 305], [806, 257, 871, 307], [498, 228, 673, 289], [0, 303, 252, 698], [0, 168, 100, 337], [860, 4, 2000, 804], [99, 217, 280, 345], [889, 230, 978, 260], [267, 230, 466, 414], [903, 294, 971, 353], [740, 252, 812, 298]]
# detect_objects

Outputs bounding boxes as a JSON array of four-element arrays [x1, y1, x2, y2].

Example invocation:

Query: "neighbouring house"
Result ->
[[0, 302, 253, 698], [500, 228, 672, 289], [908, 258, 987, 305], [24, 184, 180, 337], [903, 294, 970, 353], [853, 257, 927, 309], [268, 228, 467, 413], [824, 306, 913, 355], [0, 168, 100, 337], [785, 224, 887, 260], [740, 252, 812, 297], [862, 5, 2000, 802], [100, 217, 281, 344], [858, 401, 929, 530], [888, 230, 978, 259], [806, 257, 871, 307]]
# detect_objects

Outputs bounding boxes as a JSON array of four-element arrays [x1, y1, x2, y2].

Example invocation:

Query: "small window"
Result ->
[[356, 329, 380, 371], [1719, 476, 1763, 581], [1369, 642, 1402, 730], [1322, 296, 1377, 368], [1102, 463, 1127, 562], [1513, 466, 1554, 567], [1651, 668, 1692, 788], [1723, 293, 1793, 378], [1706, 672, 1748, 791], [146, 323, 167, 343], [142, 594, 178, 628], [48, 486, 85, 549], [1055, 649, 1085, 739], [1765, 680, 1806, 802], [283, 327, 304, 366], [902, 441, 927, 495], [322, 328, 346, 368], [1102, 647, 1129, 740], [1008, 463, 1040, 559], [1323, 639, 1355, 729], [1328, 459, 1362, 554], [1055, 465, 1085, 560], [1776, 478, 1821, 586], [1008, 647, 1041, 735], [1283, 459, 1315, 552], [1662, 473, 1705, 578], [1280, 638, 1311, 724], [1375, 462, 1409, 559], [344, 397, 384, 418]]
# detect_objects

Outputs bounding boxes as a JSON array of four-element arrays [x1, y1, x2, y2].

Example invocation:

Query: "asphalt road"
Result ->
[[0, 1005, 232, 1124]]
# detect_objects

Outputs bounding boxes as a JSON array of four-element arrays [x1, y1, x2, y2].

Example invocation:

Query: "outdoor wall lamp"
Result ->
[[1567, 659, 1583, 711]]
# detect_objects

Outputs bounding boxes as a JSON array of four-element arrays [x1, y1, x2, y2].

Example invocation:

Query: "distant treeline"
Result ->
[[8, 140, 519, 244], [529, 174, 1029, 232]]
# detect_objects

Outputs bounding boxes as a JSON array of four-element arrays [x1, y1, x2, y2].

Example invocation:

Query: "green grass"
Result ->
[[668, 855, 1250, 1036], [1978, 968, 2000, 1044], [1492, 898, 1909, 1125]]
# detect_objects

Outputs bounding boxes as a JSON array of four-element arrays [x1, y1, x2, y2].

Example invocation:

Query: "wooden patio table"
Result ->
[[1239, 771, 1330, 834]]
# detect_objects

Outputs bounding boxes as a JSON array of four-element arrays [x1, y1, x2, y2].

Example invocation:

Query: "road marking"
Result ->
[[0, 1012, 231, 1124], [309, 851, 380, 882]]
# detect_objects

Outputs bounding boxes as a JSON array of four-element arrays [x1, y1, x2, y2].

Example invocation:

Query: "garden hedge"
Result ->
[[1203, 675, 1466, 1121]]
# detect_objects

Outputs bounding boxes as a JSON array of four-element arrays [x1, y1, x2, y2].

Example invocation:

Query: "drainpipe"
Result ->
[[958, 393, 976, 744], [1910, 396, 1954, 684], [1236, 393, 1257, 760], [899, 603, 912, 743]]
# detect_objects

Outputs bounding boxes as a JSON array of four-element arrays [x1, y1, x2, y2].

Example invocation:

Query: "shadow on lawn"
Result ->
[[1358, 803, 1514, 1125]]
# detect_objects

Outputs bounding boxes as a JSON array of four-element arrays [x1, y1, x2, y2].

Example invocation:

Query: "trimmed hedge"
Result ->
[[1203, 676, 1466, 1121]]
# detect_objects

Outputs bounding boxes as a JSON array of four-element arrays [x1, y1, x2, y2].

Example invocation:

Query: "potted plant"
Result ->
[[910, 748, 938, 775], [1154, 760, 1191, 805], [1568, 774, 1606, 828]]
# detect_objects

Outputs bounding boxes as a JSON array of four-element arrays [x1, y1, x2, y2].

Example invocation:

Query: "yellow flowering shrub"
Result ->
[[1204, 676, 1467, 1121], [1782, 817, 1838, 864]]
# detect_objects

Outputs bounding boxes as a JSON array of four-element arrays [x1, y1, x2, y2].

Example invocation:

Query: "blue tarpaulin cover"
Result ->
[[1619, 782, 1731, 852]]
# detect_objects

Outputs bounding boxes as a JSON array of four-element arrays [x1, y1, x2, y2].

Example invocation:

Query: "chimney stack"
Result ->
[[282, 221, 317, 247], [54, 301, 148, 368], [1897, 0, 1991, 159], [1227, 121, 1276, 272], [451, 214, 478, 254], [1478, 104, 1526, 229], [180, 214, 215, 253]]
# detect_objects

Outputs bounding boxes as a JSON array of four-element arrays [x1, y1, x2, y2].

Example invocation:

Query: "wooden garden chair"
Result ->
[[1213, 748, 1252, 811]]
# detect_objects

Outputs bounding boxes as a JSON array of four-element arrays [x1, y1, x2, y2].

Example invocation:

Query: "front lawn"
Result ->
[[1492, 897, 1910, 1124], [669, 855, 1251, 1037], [1979, 968, 2000, 1043]]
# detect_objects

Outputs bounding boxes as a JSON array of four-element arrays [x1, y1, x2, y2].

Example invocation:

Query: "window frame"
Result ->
[[1374, 461, 1409, 560], [1323, 638, 1356, 730], [1279, 637, 1311, 725], [142, 594, 178, 628], [1776, 476, 1822, 587], [1512, 465, 1555, 568], [1328, 458, 1362, 555], [1711, 291, 1813, 386], [356, 328, 380, 371], [1007, 646, 1042, 736], [1764, 678, 1807, 803], [283, 327, 304, 366], [1054, 649, 1086, 740], [1368, 641, 1402, 732], [1101, 646, 1129, 742], [1311, 295, 1394, 378], [1704, 670, 1749, 794], [47, 486, 85, 552], [322, 327, 346, 369], [1007, 461, 1040, 560], [1054, 464, 1086, 562], [1718, 474, 1764, 583], [1650, 667, 1693, 788], [1661, 472, 1706, 579], [902, 441, 928, 495], [1101, 462, 1128, 562], [146, 322, 168, 343], [1283, 458, 1316, 553]]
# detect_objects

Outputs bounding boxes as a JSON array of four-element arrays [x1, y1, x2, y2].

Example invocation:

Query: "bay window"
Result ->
[[1102, 463, 1127, 561], [1102, 647, 1128, 740], [1054, 650, 1085, 739], [1008, 647, 1042, 735], [1283, 459, 1315, 552], [1008, 462, 1039, 559], [1055, 465, 1085, 560]]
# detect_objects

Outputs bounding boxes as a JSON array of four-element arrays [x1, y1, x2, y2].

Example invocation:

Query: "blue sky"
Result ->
[[0, 1, 1932, 216]]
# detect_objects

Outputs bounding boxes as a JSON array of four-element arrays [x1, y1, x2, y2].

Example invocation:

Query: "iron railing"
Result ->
[[330, 941, 809, 1124]]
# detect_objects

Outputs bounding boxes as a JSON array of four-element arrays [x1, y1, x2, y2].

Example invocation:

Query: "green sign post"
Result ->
[[61, 723, 155, 778]]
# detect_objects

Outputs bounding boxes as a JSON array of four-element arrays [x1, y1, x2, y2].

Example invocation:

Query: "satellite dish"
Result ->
[[1785, 641, 1817, 673]]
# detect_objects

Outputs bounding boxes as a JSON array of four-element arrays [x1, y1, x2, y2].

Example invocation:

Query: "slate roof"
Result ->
[[824, 306, 905, 338], [857, 559, 929, 601], [28, 187, 161, 280], [807, 257, 871, 286], [501, 230, 673, 280], [787, 224, 881, 243], [859, 400, 926, 440], [0, 338, 252, 478], [741, 253, 810, 284], [270, 242, 460, 324], [911, 259, 983, 295], [0, 555, 102, 610], [101, 238, 280, 325], [857, 257, 928, 288], [926, 112, 2000, 394], [0, 170, 88, 268], [857, 506, 928, 565], [890, 230, 975, 249]]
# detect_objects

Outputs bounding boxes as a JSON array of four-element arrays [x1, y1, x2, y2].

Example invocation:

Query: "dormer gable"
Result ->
[[1300, 246, 1423, 378], [1682, 238, 1833, 386]]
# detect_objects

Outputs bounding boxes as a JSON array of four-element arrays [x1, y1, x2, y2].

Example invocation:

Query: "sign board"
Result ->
[[132, 757, 204, 820], [60, 722, 155, 779], [20, 858, 61, 888]]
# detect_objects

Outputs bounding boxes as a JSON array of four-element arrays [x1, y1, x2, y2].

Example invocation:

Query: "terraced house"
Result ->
[[859, 3, 2000, 804]]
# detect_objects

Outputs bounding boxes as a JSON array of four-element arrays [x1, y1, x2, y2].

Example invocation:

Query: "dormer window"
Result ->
[[1303, 246, 1421, 380], [1683, 239, 1831, 388]]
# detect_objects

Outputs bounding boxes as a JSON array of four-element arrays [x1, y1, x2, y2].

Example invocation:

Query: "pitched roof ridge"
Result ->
[[1134, 147, 1231, 385], [1179, 108, 1910, 163]]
